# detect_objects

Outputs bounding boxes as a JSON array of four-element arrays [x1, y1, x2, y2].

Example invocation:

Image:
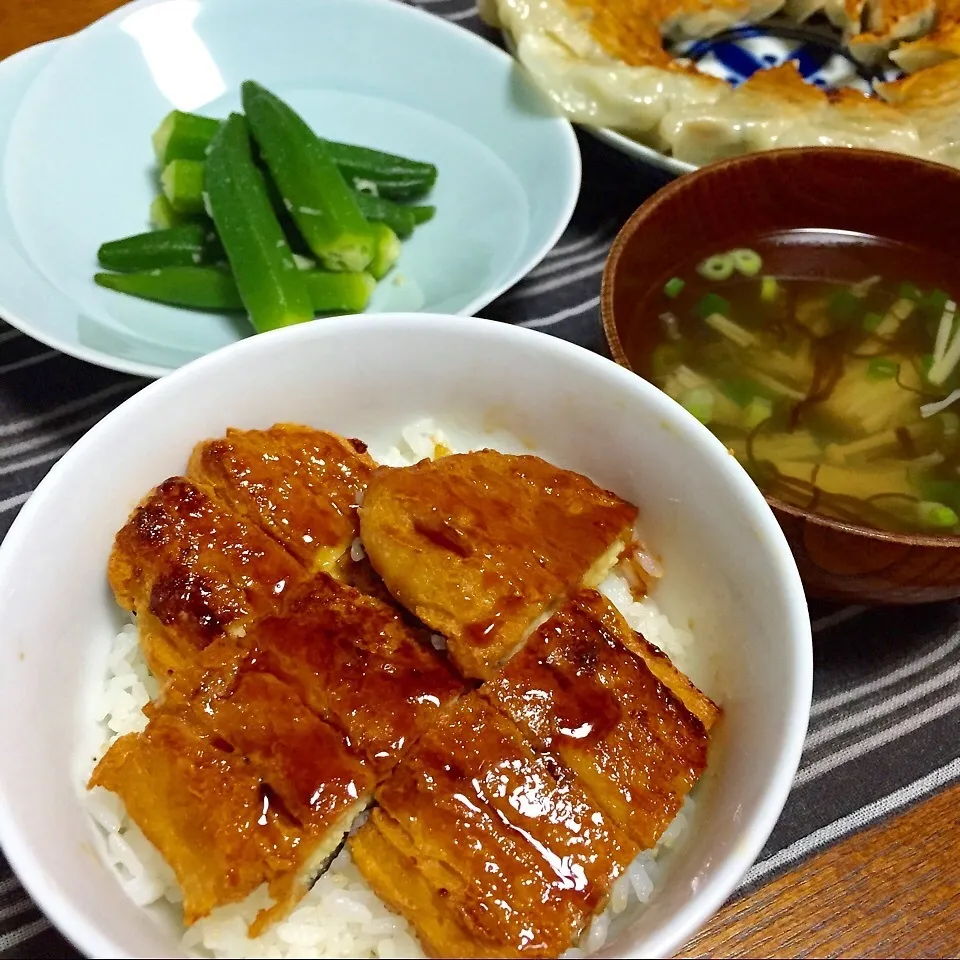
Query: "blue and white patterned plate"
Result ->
[[592, 17, 904, 177], [672, 17, 902, 93]]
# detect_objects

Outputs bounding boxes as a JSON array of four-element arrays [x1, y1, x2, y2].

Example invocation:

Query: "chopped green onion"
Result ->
[[867, 358, 900, 381], [828, 288, 862, 324], [919, 288, 950, 318], [679, 387, 714, 424], [743, 395, 773, 429], [760, 276, 780, 303], [731, 248, 762, 277], [719, 377, 757, 407], [918, 501, 959, 528], [920, 479, 960, 509], [663, 277, 685, 299], [863, 311, 883, 332], [697, 254, 735, 282], [921, 353, 935, 379], [899, 281, 922, 301], [694, 292, 731, 320]]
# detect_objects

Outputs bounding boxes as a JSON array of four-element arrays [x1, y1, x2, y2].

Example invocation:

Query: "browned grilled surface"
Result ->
[[248, 575, 466, 777], [351, 693, 639, 958], [562, 0, 677, 68], [483, 590, 714, 848], [156, 572, 466, 780], [173, 669, 374, 826], [187, 425, 374, 574], [108, 477, 306, 678], [866, 0, 937, 33], [110, 425, 385, 680], [89, 714, 308, 927], [92, 567, 465, 936], [351, 820, 492, 959], [619, 629, 720, 730], [890, 0, 960, 69], [103, 429, 719, 956], [852, 0, 938, 57], [360, 450, 637, 679], [880, 53, 960, 105], [560, 0, 782, 69], [91, 658, 375, 931]]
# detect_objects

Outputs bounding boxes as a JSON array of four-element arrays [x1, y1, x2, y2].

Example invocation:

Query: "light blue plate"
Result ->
[[0, 0, 580, 378]]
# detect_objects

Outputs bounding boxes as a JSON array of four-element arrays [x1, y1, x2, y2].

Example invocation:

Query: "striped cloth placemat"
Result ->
[[2, 2, 960, 956]]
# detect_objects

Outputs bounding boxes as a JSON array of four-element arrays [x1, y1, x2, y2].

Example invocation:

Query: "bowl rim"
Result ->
[[0, 0, 582, 380], [0, 313, 812, 960], [601, 146, 960, 551]]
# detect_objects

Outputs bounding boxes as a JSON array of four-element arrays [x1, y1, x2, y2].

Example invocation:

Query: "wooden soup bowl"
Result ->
[[602, 147, 960, 604]]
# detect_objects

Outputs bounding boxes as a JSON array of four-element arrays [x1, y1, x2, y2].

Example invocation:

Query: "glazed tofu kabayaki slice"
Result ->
[[154, 572, 466, 781], [187, 424, 375, 575], [110, 426, 376, 679], [222, 573, 466, 779], [351, 693, 639, 959], [177, 670, 375, 834], [93, 571, 472, 935], [359, 450, 638, 679], [89, 678, 374, 935], [484, 589, 718, 849], [90, 713, 301, 926], [108, 477, 306, 679]]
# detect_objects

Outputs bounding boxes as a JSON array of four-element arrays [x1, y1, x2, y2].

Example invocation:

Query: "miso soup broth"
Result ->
[[638, 229, 960, 536]]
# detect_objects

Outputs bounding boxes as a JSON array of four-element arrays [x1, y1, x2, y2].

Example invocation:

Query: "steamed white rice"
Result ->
[[81, 420, 703, 959]]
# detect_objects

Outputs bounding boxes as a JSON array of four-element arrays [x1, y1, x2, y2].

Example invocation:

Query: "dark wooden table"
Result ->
[[2, 2, 959, 956]]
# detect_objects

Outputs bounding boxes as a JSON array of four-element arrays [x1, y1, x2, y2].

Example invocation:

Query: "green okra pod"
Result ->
[[97, 225, 223, 273], [150, 107, 437, 200], [204, 112, 314, 333], [241, 81, 375, 272], [95, 266, 376, 315]]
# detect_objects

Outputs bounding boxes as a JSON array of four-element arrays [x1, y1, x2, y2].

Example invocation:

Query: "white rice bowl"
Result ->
[[81, 419, 711, 960], [0, 315, 810, 960]]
